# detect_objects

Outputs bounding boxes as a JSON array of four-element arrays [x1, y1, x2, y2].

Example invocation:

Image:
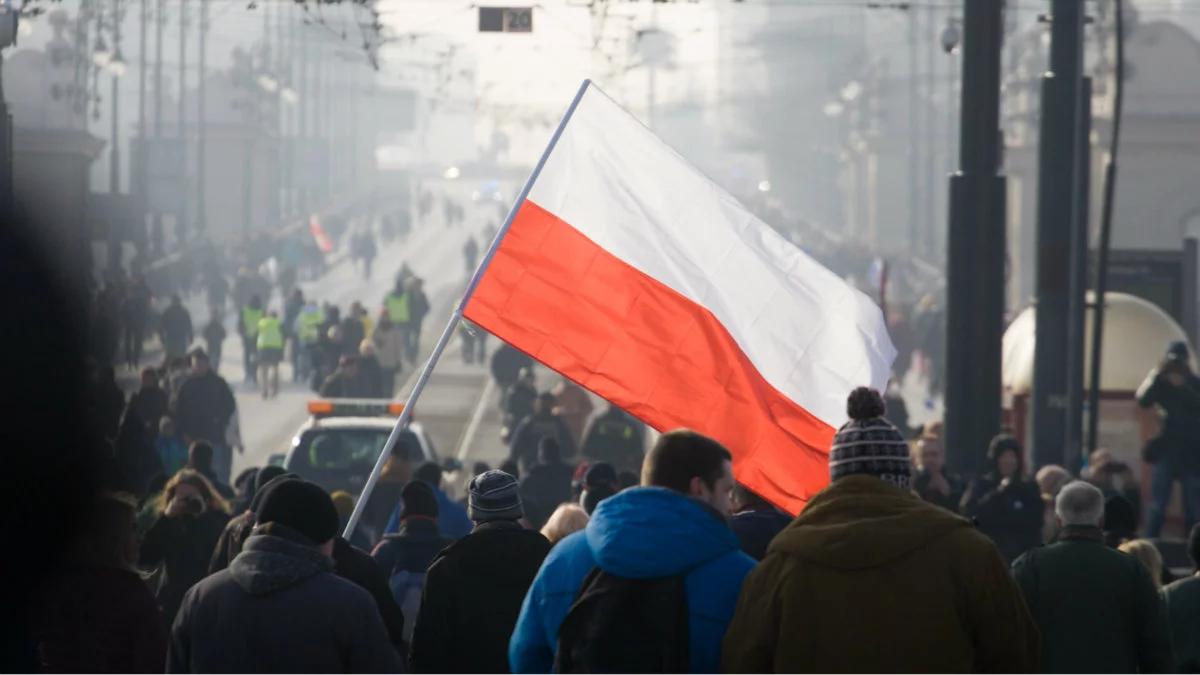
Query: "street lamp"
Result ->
[[840, 80, 863, 102], [757, 180, 772, 193], [257, 74, 279, 93], [92, 35, 112, 67], [279, 86, 299, 105], [443, 166, 461, 180], [108, 47, 127, 77], [823, 101, 845, 118]]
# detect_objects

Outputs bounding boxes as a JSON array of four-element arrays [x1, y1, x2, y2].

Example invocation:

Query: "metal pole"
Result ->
[[1031, 0, 1084, 469], [907, 9, 919, 252], [1065, 76, 1092, 473], [110, 0, 121, 194], [944, 0, 1006, 478], [136, 0, 147, 254], [923, 3, 936, 259], [196, 0, 207, 233], [151, 0, 163, 255], [177, 0, 188, 244], [344, 80, 594, 539], [1088, 0, 1126, 454]]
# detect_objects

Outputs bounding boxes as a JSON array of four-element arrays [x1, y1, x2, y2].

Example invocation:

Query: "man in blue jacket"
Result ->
[[509, 430, 756, 673]]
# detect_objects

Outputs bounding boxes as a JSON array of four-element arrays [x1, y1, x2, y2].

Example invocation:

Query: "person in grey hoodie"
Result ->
[[167, 478, 401, 673]]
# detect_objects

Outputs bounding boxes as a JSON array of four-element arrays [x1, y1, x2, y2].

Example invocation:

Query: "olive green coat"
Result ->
[[722, 475, 1040, 673]]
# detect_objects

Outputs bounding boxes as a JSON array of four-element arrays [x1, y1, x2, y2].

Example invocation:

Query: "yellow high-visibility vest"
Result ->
[[242, 307, 264, 338], [257, 316, 284, 350], [385, 293, 410, 324], [298, 308, 325, 344]]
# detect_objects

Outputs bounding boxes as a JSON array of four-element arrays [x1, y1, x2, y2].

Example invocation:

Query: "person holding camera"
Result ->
[[140, 470, 231, 629], [1137, 341, 1200, 538]]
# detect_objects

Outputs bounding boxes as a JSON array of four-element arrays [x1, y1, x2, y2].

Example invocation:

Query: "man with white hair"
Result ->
[[1013, 480, 1172, 673]]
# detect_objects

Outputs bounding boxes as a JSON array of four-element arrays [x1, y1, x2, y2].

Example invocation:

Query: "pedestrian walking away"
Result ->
[[1013, 480, 1172, 673], [410, 471, 551, 673], [510, 430, 755, 674], [167, 478, 401, 673], [722, 388, 1039, 673]]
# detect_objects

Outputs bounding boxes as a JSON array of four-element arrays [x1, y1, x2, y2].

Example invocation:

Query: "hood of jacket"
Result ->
[[585, 486, 740, 578], [769, 475, 971, 570], [228, 525, 334, 596]]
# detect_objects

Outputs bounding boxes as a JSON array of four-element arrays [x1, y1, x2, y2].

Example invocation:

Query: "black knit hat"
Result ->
[[829, 387, 911, 490], [401, 480, 440, 519], [468, 470, 524, 522], [255, 479, 340, 546]]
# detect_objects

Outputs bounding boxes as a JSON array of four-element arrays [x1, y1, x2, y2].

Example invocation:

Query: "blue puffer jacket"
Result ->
[[508, 487, 756, 673]]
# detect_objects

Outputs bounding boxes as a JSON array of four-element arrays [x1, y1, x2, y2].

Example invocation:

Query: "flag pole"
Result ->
[[343, 80, 593, 540]]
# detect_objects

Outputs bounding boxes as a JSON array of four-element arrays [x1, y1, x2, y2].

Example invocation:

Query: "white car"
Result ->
[[271, 399, 439, 497]]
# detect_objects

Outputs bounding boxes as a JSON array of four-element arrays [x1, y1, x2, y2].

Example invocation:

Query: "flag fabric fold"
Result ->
[[464, 82, 896, 514]]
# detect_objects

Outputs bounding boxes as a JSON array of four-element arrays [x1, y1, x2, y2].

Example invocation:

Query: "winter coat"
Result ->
[[333, 536, 408, 654], [173, 371, 236, 447], [960, 473, 1044, 563], [340, 317, 366, 358], [491, 345, 534, 389], [1164, 575, 1200, 672], [114, 410, 164, 499], [1138, 369, 1200, 474], [156, 436, 188, 478], [128, 386, 170, 437], [208, 509, 256, 574], [372, 517, 454, 580], [580, 409, 646, 474], [408, 288, 430, 324], [159, 305, 194, 358], [913, 468, 967, 513], [1013, 525, 1173, 674], [509, 487, 756, 674], [168, 526, 401, 673], [722, 476, 1040, 673], [384, 485, 474, 541], [355, 355, 386, 398], [729, 507, 793, 561], [319, 370, 373, 399], [509, 413, 577, 471], [140, 509, 230, 628], [33, 565, 168, 673], [504, 382, 538, 430], [411, 521, 551, 673], [520, 461, 576, 530], [373, 326, 406, 371]]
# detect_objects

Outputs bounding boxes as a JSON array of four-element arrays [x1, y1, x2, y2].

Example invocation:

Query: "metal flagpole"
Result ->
[[343, 79, 593, 539]]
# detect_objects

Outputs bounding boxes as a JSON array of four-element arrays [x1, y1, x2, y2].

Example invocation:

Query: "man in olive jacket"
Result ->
[[723, 388, 1040, 673], [1013, 480, 1172, 674]]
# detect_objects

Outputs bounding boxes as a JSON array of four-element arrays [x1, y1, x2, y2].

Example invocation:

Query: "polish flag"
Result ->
[[464, 83, 896, 514]]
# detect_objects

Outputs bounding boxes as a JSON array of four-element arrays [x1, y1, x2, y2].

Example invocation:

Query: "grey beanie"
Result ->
[[468, 470, 524, 522]]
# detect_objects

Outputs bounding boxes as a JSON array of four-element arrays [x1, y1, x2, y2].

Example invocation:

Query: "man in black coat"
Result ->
[[410, 471, 551, 673], [519, 438, 575, 530], [172, 350, 236, 482], [580, 403, 646, 475], [1164, 524, 1200, 673], [168, 479, 400, 673]]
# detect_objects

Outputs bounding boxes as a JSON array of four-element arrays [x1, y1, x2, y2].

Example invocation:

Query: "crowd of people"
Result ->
[[33, 365, 1200, 673]]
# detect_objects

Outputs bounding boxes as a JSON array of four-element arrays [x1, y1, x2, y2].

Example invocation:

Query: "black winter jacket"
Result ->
[[168, 526, 401, 673], [409, 521, 550, 673], [140, 509, 229, 628]]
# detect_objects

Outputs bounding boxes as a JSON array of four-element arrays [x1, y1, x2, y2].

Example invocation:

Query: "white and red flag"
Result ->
[[463, 83, 895, 514]]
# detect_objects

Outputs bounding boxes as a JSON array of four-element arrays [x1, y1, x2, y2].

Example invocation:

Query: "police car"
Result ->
[[271, 399, 439, 497]]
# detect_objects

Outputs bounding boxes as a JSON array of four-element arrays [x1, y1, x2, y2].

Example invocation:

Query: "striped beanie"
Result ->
[[829, 387, 912, 490], [468, 470, 524, 523]]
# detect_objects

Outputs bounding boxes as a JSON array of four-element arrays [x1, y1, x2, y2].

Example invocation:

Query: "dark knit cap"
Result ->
[[401, 480, 440, 519], [255, 478, 340, 546], [468, 470, 524, 522], [254, 465, 288, 496], [829, 387, 911, 490], [581, 484, 617, 515], [584, 462, 618, 489]]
